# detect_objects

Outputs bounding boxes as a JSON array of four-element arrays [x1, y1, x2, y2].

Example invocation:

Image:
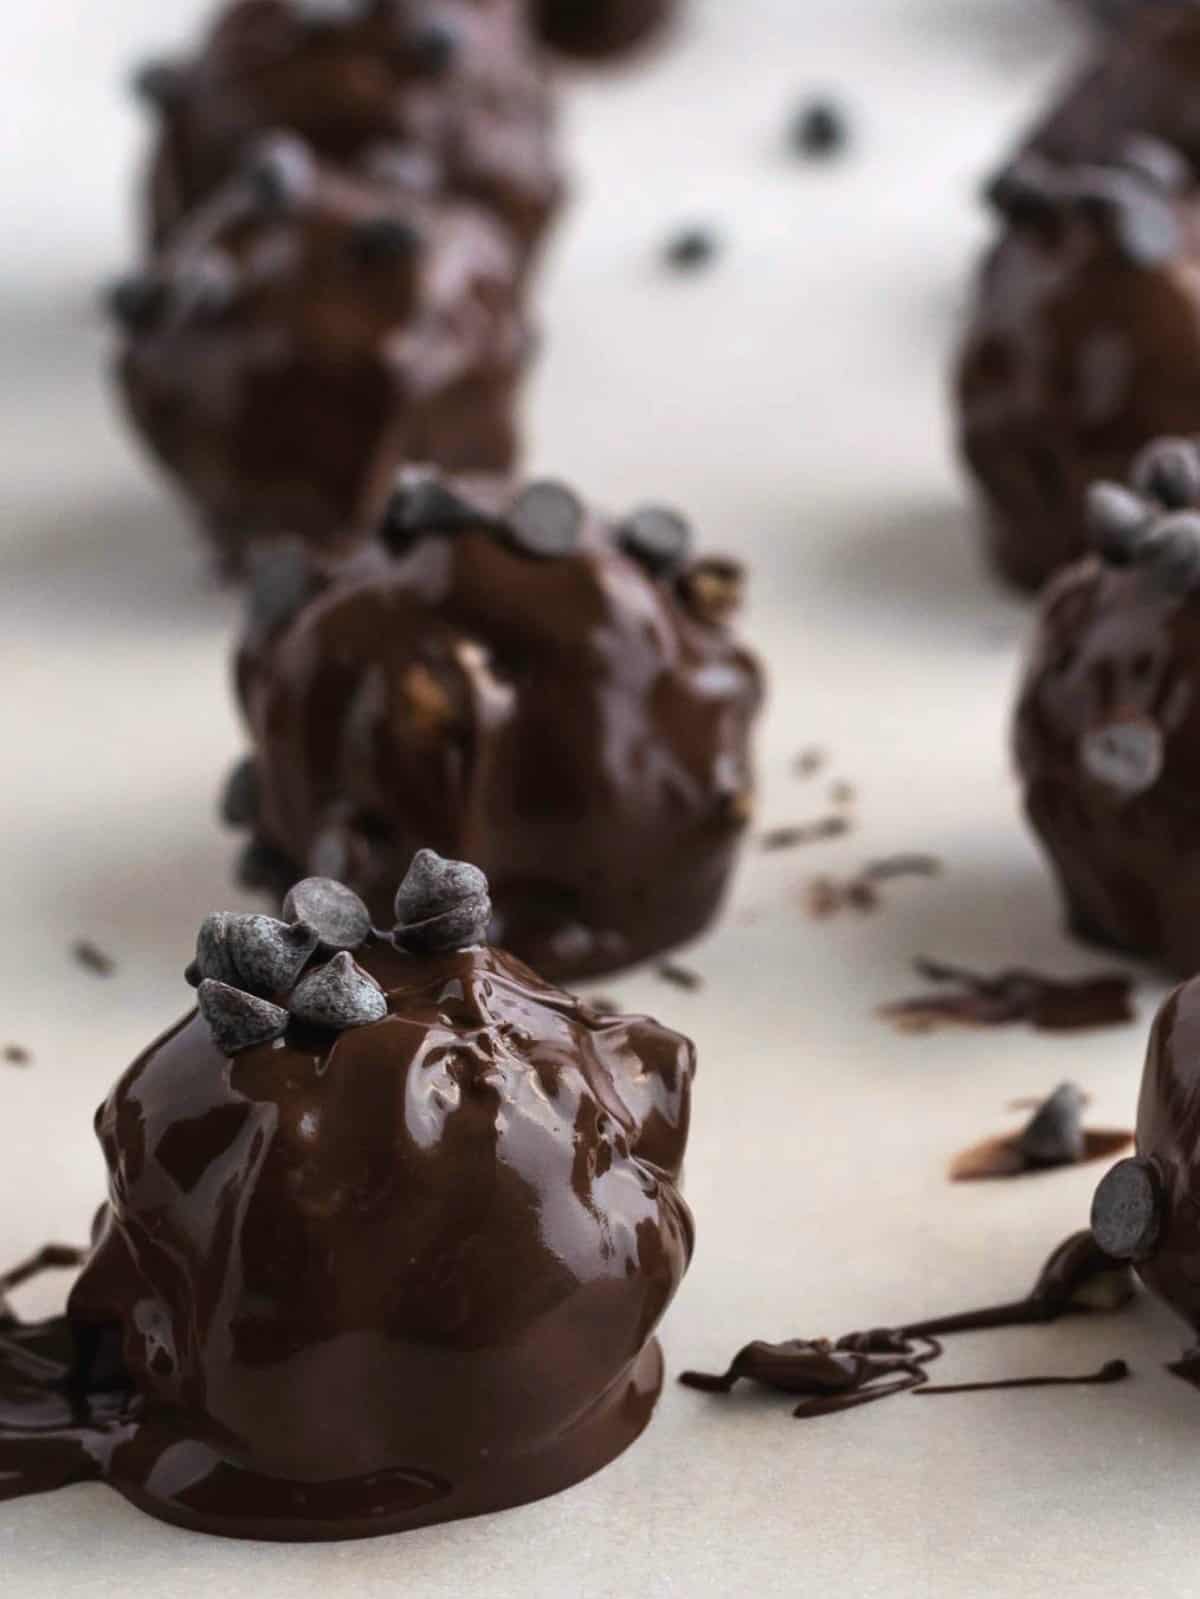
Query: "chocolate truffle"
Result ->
[[1032, 7, 1200, 168], [226, 470, 763, 980], [1090, 976, 1200, 1349], [530, 0, 678, 59], [1015, 437, 1200, 972], [137, 0, 561, 259], [109, 140, 527, 564], [956, 145, 1200, 589], [1, 858, 695, 1539]]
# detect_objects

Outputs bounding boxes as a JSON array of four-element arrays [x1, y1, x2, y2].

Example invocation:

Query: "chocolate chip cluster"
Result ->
[[1086, 436, 1200, 593], [985, 136, 1191, 266], [189, 852, 492, 1054]]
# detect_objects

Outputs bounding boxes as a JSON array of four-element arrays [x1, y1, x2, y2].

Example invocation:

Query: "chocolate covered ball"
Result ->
[[1015, 438, 1200, 972], [109, 140, 527, 565], [1033, 7, 1200, 167], [137, 0, 561, 260], [226, 470, 763, 980], [957, 146, 1200, 589], [530, 0, 678, 59], [1091, 977, 1200, 1342], [64, 859, 695, 1540]]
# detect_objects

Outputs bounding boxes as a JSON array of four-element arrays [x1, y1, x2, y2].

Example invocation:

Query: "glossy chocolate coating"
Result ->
[[113, 152, 527, 564], [1094, 977, 1200, 1335], [231, 475, 762, 980], [17, 934, 694, 1540], [143, 0, 561, 258], [1015, 540, 1200, 972], [956, 169, 1200, 589], [531, 0, 678, 59], [1030, 8, 1200, 169]]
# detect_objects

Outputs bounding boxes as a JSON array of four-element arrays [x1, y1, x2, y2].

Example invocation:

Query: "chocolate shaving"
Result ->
[[0, 1244, 87, 1297], [656, 961, 703, 992], [950, 1128, 1133, 1182], [861, 854, 942, 883], [806, 856, 939, 918], [950, 1083, 1132, 1181], [761, 816, 849, 851], [880, 958, 1135, 1034], [2, 1045, 31, 1067], [71, 941, 115, 978], [793, 747, 827, 778], [830, 781, 856, 806]]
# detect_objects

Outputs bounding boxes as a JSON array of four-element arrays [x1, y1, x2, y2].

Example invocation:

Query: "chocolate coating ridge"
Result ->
[[111, 148, 528, 564], [531, 0, 679, 59], [957, 154, 1200, 589], [229, 472, 763, 980], [0, 918, 694, 1539], [1015, 489, 1200, 971], [143, 0, 561, 259]]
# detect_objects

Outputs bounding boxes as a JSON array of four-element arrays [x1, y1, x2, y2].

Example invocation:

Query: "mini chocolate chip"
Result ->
[[1141, 510, 1200, 595], [680, 558, 745, 624], [664, 226, 719, 271], [1116, 135, 1192, 195], [192, 913, 240, 988], [382, 466, 494, 553], [289, 951, 387, 1030], [246, 541, 318, 633], [789, 98, 848, 159], [1081, 718, 1165, 795], [617, 505, 694, 577], [393, 849, 492, 952], [351, 216, 422, 265], [131, 59, 185, 108], [174, 251, 240, 322], [1085, 481, 1153, 564], [1091, 1156, 1163, 1261], [983, 160, 1059, 226], [243, 134, 317, 212], [237, 838, 297, 896], [1131, 437, 1200, 509], [282, 877, 372, 951], [505, 481, 584, 559], [1017, 1082, 1087, 1167], [197, 980, 290, 1055], [410, 20, 458, 74], [225, 915, 319, 995], [221, 757, 260, 829], [105, 273, 168, 334]]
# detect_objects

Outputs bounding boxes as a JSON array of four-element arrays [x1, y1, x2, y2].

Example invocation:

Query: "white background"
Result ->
[[1, 2, 1193, 1594]]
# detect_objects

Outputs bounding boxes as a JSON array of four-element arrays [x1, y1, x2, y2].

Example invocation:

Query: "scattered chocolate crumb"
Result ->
[[2, 1045, 31, 1067], [71, 941, 116, 978], [860, 854, 942, 884], [761, 816, 849, 851], [807, 876, 842, 919], [844, 879, 881, 914], [793, 747, 827, 778], [656, 961, 703, 992], [830, 781, 856, 806], [880, 959, 1135, 1035], [663, 226, 719, 272], [949, 1083, 1132, 1181], [789, 98, 850, 160]]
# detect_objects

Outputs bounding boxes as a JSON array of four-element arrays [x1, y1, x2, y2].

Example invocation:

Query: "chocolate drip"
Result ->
[[916, 1359, 1130, 1396]]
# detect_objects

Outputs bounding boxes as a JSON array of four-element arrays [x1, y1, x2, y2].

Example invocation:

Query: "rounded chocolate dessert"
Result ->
[[59, 857, 695, 1540], [1032, 7, 1200, 168], [1092, 976, 1200, 1353], [108, 138, 527, 565], [1015, 437, 1200, 972], [956, 143, 1200, 590], [530, 0, 678, 59], [225, 469, 763, 980], [136, 0, 561, 259]]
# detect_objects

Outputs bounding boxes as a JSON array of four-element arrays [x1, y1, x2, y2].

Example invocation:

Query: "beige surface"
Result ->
[[0, 1, 1194, 1594]]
